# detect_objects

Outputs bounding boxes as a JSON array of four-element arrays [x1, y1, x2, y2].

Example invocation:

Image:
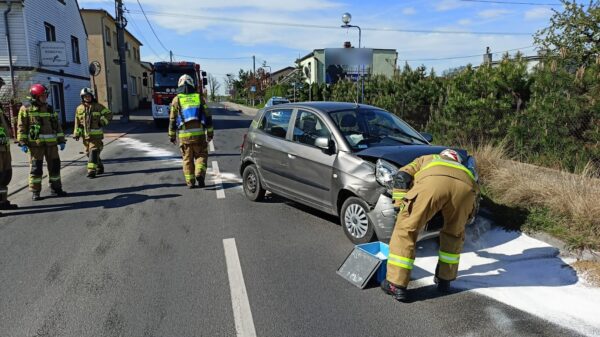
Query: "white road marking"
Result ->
[[209, 140, 215, 153], [223, 238, 257, 337], [211, 161, 226, 199]]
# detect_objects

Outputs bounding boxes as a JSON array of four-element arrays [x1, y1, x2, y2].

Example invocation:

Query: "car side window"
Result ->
[[258, 109, 292, 139], [292, 110, 331, 147]]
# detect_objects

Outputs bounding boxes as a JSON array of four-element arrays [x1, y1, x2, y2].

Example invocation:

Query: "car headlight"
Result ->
[[375, 159, 398, 194]]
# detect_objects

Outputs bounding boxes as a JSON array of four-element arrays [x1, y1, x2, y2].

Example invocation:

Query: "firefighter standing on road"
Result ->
[[73, 88, 112, 178], [169, 74, 213, 188], [17, 84, 68, 201], [381, 149, 479, 302], [0, 77, 18, 215]]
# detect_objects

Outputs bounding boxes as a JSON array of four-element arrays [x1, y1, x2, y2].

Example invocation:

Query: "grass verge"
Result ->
[[473, 143, 600, 252]]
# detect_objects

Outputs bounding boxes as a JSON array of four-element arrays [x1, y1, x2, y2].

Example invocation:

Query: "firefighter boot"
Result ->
[[381, 279, 408, 302], [50, 188, 68, 197], [32, 191, 42, 201], [196, 174, 205, 188], [434, 264, 452, 293], [0, 193, 18, 210], [87, 171, 96, 179]]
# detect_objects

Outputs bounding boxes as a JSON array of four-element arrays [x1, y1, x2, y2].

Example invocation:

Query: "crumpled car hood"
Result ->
[[355, 145, 470, 167]]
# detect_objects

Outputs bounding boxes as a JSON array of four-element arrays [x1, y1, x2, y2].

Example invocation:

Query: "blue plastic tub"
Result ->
[[356, 242, 389, 284]]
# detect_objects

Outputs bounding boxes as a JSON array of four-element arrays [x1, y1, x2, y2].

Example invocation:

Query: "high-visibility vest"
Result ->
[[176, 93, 202, 127]]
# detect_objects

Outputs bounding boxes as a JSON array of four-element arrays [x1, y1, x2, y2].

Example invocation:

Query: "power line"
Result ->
[[135, 0, 170, 53], [128, 10, 534, 36], [398, 45, 536, 61], [124, 12, 165, 61], [173, 54, 253, 60], [459, 0, 561, 5]]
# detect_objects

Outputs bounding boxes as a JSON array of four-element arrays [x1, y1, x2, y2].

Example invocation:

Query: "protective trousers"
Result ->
[[84, 139, 104, 174], [0, 151, 12, 206], [386, 175, 477, 287], [29, 146, 62, 192], [180, 142, 208, 186]]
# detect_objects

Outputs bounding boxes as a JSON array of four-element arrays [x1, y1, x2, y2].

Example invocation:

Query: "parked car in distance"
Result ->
[[239, 102, 479, 244], [265, 96, 290, 107]]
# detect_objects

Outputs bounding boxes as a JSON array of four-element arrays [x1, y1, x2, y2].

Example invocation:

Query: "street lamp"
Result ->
[[340, 12, 364, 103], [340, 12, 361, 48]]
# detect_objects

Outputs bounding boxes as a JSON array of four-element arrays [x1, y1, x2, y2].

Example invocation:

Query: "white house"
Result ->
[[0, 0, 90, 124]]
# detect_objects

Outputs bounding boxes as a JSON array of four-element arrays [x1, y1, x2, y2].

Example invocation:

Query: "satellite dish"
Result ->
[[89, 61, 101, 77]]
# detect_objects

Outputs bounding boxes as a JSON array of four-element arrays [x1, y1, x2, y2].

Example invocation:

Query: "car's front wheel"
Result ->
[[340, 197, 375, 244], [243, 164, 266, 201]]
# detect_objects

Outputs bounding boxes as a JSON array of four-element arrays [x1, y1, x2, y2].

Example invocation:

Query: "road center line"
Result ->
[[209, 140, 215, 153], [223, 238, 258, 337], [211, 161, 226, 199]]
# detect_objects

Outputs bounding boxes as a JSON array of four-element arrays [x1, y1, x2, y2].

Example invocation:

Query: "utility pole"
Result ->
[[170, 50, 173, 62], [115, 0, 130, 122], [252, 55, 256, 106]]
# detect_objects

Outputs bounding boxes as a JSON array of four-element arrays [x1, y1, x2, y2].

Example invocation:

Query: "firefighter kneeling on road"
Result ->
[[169, 74, 213, 188], [0, 77, 18, 215], [73, 88, 112, 178], [381, 149, 479, 302], [17, 84, 68, 201]]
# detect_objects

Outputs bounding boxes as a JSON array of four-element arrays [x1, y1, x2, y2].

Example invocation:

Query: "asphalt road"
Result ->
[[0, 103, 583, 337]]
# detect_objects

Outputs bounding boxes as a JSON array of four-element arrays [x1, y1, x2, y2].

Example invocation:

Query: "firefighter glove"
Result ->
[[58, 143, 65, 151], [20, 145, 28, 153]]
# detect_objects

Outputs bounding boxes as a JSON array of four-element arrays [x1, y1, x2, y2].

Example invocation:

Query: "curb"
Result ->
[[8, 124, 139, 197], [221, 102, 259, 117]]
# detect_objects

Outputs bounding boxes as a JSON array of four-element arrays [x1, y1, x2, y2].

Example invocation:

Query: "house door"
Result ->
[[49, 82, 66, 127]]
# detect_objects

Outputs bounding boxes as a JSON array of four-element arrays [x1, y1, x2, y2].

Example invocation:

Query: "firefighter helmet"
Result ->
[[440, 149, 461, 163], [30, 84, 48, 98], [177, 74, 194, 88], [80, 87, 95, 99]]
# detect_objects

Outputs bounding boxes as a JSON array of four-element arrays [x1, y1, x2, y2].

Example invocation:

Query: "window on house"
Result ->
[[71, 36, 80, 63], [105, 26, 111, 46], [44, 22, 56, 42], [57, 0, 66, 4], [130, 76, 137, 95]]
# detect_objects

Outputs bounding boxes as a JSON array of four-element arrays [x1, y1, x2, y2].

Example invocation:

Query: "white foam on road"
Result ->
[[410, 220, 600, 336], [223, 238, 257, 337], [118, 137, 181, 165]]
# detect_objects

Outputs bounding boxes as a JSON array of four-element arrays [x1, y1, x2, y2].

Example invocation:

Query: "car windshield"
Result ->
[[329, 108, 428, 151], [154, 70, 196, 90]]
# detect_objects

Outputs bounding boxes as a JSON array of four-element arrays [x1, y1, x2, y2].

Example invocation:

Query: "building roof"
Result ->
[[271, 66, 294, 77], [80, 8, 143, 46], [297, 48, 398, 63]]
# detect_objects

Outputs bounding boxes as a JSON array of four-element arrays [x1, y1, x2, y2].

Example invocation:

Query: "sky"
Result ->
[[77, 0, 561, 89]]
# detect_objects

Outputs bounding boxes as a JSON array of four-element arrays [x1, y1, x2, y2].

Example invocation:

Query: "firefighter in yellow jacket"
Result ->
[[169, 74, 213, 188], [0, 77, 18, 215], [73, 88, 112, 178], [381, 149, 479, 302], [17, 84, 67, 201]]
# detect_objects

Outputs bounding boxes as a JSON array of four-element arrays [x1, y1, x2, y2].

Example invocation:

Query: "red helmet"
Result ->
[[30, 84, 48, 98]]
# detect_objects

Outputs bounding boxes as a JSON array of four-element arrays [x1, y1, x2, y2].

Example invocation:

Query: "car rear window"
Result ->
[[258, 109, 293, 139]]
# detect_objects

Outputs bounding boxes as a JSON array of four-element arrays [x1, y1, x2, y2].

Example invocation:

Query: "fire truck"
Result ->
[[146, 61, 208, 125]]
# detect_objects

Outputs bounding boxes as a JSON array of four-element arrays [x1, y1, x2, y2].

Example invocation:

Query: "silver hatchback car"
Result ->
[[240, 102, 478, 244]]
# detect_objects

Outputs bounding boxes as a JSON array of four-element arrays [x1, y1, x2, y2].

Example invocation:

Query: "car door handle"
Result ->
[[288, 154, 296, 159]]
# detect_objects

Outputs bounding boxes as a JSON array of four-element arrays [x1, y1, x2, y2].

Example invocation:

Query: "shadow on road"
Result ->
[[4, 193, 181, 217], [98, 167, 181, 177]]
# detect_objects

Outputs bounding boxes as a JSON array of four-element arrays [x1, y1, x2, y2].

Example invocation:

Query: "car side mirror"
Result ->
[[420, 132, 433, 143], [315, 137, 335, 154]]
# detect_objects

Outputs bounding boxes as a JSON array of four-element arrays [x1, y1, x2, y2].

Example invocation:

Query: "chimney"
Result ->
[[344, 41, 352, 48], [483, 46, 492, 65]]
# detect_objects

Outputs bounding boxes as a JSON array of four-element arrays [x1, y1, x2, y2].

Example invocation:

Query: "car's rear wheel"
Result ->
[[341, 197, 375, 244], [243, 164, 265, 201]]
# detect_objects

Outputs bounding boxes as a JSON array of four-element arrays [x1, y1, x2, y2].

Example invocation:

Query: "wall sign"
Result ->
[[39, 41, 68, 67]]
